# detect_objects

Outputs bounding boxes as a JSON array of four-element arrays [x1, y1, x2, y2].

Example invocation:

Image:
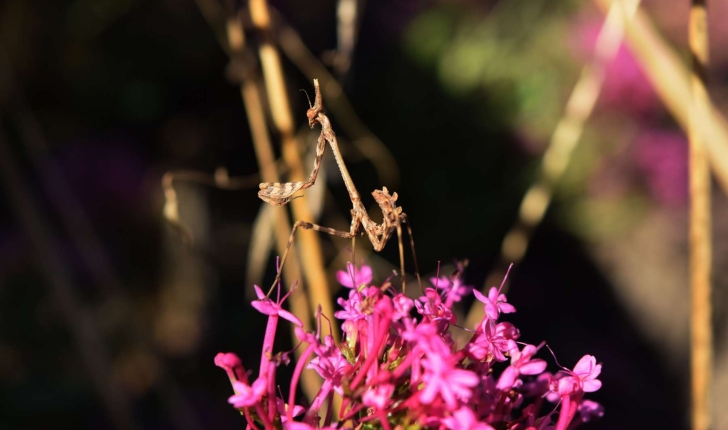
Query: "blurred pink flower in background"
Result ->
[[572, 19, 659, 118], [633, 130, 688, 207]]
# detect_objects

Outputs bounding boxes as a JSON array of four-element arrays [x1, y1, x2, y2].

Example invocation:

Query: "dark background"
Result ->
[[3, 0, 721, 428]]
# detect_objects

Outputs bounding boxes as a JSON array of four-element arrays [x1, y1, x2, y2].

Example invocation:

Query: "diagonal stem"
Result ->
[[460, 0, 640, 339]]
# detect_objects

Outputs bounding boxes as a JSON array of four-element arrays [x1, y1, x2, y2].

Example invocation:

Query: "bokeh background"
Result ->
[[2, 0, 728, 429]]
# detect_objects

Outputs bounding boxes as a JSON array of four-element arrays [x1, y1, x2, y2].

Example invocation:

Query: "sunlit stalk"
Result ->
[[687, 0, 713, 428]]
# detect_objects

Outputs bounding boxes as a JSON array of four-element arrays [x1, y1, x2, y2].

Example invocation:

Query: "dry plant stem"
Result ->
[[0, 130, 139, 430], [688, 0, 713, 428], [273, 12, 399, 187], [192, 1, 401, 192], [220, 11, 319, 401], [248, 0, 335, 339], [162, 167, 264, 245], [241, 77, 309, 317], [261, 80, 422, 296], [592, 0, 728, 195], [461, 0, 640, 336], [334, 0, 361, 77]]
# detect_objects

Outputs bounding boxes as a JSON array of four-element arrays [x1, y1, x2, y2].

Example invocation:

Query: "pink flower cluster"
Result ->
[[216, 263, 603, 429]]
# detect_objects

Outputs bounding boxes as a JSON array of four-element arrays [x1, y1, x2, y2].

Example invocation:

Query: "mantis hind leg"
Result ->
[[268, 220, 357, 297]]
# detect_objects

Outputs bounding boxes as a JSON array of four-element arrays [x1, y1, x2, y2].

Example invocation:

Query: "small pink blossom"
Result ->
[[214, 352, 243, 376], [496, 342, 547, 390], [228, 377, 266, 408], [336, 262, 373, 288], [276, 398, 305, 422], [251, 285, 303, 326], [442, 407, 495, 430], [419, 351, 480, 409], [362, 383, 395, 409], [473, 286, 516, 320], [572, 355, 602, 393], [392, 293, 414, 320], [578, 399, 605, 422]]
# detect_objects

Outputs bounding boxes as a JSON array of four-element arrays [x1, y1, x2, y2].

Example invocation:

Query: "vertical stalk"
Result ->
[[688, 0, 712, 428], [223, 13, 319, 401], [248, 0, 337, 341]]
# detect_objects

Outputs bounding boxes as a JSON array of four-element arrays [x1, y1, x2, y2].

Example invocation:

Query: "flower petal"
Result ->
[[582, 379, 602, 393], [278, 309, 303, 327], [251, 299, 278, 316], [573, 355, 597, 376]]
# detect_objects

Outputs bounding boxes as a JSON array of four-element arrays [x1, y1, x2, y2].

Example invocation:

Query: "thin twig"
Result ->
[[688, 0, 713, 428], [162, 167, 269, 245], [248, 0, 336, 340], [460, 0, 640, 337]]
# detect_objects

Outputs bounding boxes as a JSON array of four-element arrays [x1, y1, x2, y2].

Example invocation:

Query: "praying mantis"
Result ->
[[258, 79, 420, 295]]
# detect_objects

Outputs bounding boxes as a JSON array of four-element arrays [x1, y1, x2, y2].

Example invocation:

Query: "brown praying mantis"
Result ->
[[258, 79, 421, 295]]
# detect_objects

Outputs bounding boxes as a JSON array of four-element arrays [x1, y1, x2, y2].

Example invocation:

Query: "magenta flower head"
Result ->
[[250, 285, 303, 327], [214, 352, 242, 375], [215, 262, 603, 430], [473, 286, 516, 320], [571, 355, 602, 393], [228, 377, 266, 408], [336, 262, 373, 288], [442, 407, 495, 430]]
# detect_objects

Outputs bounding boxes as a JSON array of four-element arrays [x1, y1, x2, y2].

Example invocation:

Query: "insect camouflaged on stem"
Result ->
[[258, 79, 421, 295]]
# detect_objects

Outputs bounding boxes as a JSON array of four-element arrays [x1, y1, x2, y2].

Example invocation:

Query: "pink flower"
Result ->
[[442, 407, 495, 430], [251, 285, 303, 326], [275, 398, 305, 422], [551, 355, 602, 397], [214, 352, 243, 376], [473, 286, 516, 320], [430, 275, 472, 306], [392, 293, 414, 320], [362, 383, 395, 409], [496, 342, 547, 390], [228, 377, 266, 408], [334, 289, 366, 322], [467, 320, 517, 362], [307, 336, 352, 394], [214, 352, 246, 387], [419, 351, 480, 409], [415, 287, 455, 323], [578, 399, 605, 422], [571, 355, 602, 393], [336, 262, 373, 288]]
